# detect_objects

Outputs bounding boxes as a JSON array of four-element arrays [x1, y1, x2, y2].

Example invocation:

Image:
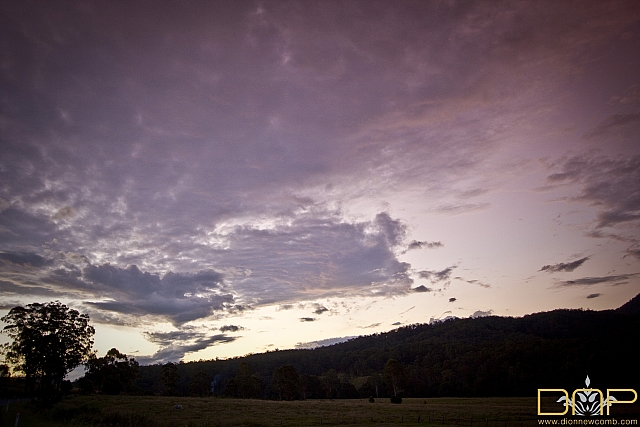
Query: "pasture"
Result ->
[[1, 396, 638, 427]]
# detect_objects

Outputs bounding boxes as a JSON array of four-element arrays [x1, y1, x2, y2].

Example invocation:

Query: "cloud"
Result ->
[[433, 203, 490, 215], [299, 317, 316, 322], [470, 310, 493, 318], [556, 274, 638, 287], [454, 277, 491, 288], [406, 240, 443, 251], [2, 0, 640, 358], [540, 257, 589, 273], [358, 323, 381, 329], [586, 293, 601, 299], [412, 285, 432, 293], [449, 298, 457, 303], [51, 206, 77, 221], [0, 252, 235, 326], [610, 84, 640, 105], [0, 251, 52, 268], [583, 113, 640, 139], [140, 329, 237, 364], [81, 264, 233, 326], [295, 336, 356, 349], [391, 322, 402, 326], [546, 155, 640, 230], [625, 248, 640, 260], [418, 266, 456, 284], [312, 304, 329, 315], [219, 325, 244, 333]]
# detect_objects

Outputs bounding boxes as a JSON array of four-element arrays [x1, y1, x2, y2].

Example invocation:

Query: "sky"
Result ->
[[1, 0, 640, 366]]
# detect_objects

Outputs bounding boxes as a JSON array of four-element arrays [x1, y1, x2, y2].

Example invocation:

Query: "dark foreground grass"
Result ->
[[1, 396, 638, 427]]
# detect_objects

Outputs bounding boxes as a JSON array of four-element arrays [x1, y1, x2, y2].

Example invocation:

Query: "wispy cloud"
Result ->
[[418, 266, 456, 284], [546, 155, 640, 230], [358, 323, 381, 329], [295, 336, 356, 349], [405, 240, 443, 252], [140, 329, 237, 364], [540, 257, 590, 273], [583, 114, 640, 139], [556, 274, 638, 287]]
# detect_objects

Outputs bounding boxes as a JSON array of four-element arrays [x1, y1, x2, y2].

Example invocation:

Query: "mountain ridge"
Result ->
[[133, 294, 639, 398]]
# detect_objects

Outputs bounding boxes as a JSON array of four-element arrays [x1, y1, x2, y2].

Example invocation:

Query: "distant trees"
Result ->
[[271, 365, 299, 400], [230, 362, 262, 398], [161, 362, 179, 395], [188, 371, 212, 397], [82, 348, 139, 394], [384, 359, 405, 398], [1, 301, 95, 394], [127, 306, 639, 399]]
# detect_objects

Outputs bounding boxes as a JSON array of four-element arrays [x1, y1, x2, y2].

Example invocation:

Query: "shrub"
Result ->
[[390, 395, 402, 404]]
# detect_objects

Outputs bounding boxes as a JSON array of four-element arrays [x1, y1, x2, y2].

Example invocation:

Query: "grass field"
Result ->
[[1, 396, 638, 427]]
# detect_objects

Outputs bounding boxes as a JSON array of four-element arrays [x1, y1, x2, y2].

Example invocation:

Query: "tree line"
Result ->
[[133, 306, 638, 399], [2, 296, 639, 401]]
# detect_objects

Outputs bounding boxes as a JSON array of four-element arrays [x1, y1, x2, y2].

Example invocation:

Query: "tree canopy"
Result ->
[[1, 301, 95, 393], [83, 348, 139, 395]]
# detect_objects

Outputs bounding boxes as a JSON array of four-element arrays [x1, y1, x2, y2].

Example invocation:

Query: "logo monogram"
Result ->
[[538, 376, 637, 416]]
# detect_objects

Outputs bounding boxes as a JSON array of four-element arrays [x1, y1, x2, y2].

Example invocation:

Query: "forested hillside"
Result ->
[[133, 296, 639, 399]]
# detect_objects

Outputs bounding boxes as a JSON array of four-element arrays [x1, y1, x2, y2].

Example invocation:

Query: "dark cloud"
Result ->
[[540, 257, 589, 273], [546, 155, 640, 229], [0, 279, 64, 298], [556, 274, 637, 287], [299, 317, 316, 322], [312, 304, 329, 315], [454, 277, 491, 288], [412, 285, 432, 292], [583, 113, 640, 139], [81, 264, 232, 326], [418, 266, 456, 284], [449, 298, 457, 303], [140, 329, 236, 364], [0, 252, 234, 326], [0, 251, 51, 268], [406, 240, 443, 251], [391, 322, 402, 326], [219, 325, 243, 333], [586, 293, 601, 299], [625, 248, 640, 260], [358, 323, 381, 329]]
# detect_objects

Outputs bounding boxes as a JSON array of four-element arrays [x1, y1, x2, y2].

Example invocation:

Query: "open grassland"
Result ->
[[1, 396, 638, 427]]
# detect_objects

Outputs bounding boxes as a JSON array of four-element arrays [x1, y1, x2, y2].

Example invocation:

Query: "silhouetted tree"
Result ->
[[271, 365, 299, 400], [1, 301, 95, 394], [189, 371, 212, 397], [161, 362, 179, 396], [83, 348, 139, 394], [384, 359, 405, 397], [299, 374, 324, 399]]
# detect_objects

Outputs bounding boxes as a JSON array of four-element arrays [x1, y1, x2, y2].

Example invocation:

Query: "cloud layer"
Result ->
[[1, 0, 639, 361]]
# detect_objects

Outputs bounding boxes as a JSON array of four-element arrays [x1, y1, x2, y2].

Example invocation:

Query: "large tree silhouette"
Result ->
[[1, 301, 95, 394]]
